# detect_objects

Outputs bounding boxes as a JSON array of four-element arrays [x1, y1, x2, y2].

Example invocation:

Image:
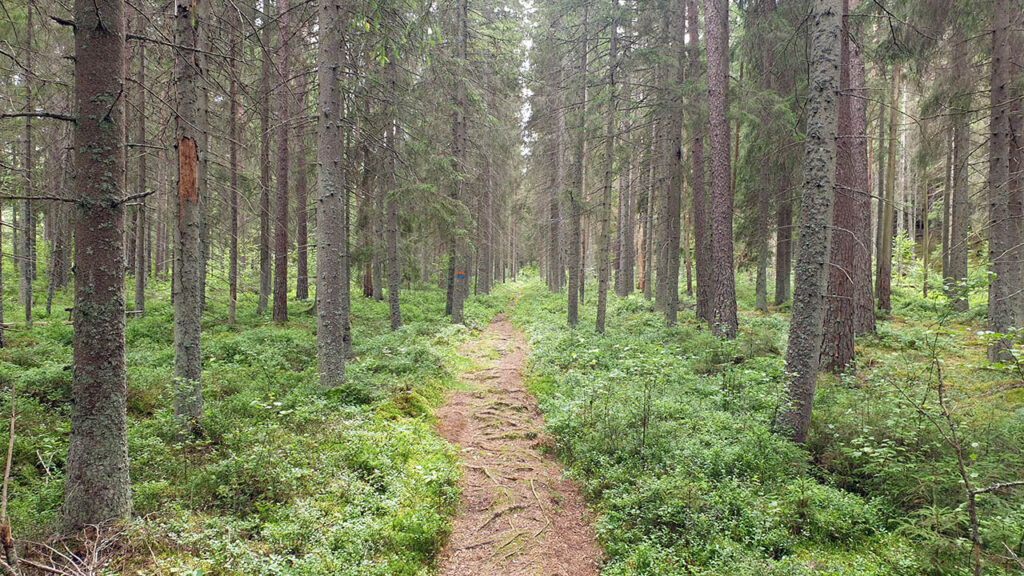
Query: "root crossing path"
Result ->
[[436, 309, 602, 576]]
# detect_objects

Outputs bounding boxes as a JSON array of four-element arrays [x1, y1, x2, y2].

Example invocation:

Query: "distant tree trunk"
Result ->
[[272, 0, 291, 323], [774, 179, 793, 305], [567, 8, 589, 328], [316, 0, 348, 387], [228, 9, 239, 325], [547, 84, 565, 293], [449, 0, 469, 324], [596, 0, 617, 333], [778, 0, 841, 443], [941, 121, 952, 281], [948, 34, 970, 312], [821, 0, 856, 373], [385, 62, 402, 331], [987, 0, 1016, 361], [615, 118, 635, 297], [22, 1, 34, 327], [753, 0, 775, 314], [850, 21, 875, 335], [197, 5, 209, 313], [295, 93, 309, 301], [173, 0, 204, 434], [258, 4, 273, 316], [643, 130, 656, 300], [658, 0, 685, 326], [636, 127, 651, 296], [705, 0, 737, 338], [62, 0, 132, 530], [876, 64, 899, 314], [134, 29, 147, 316], [1009, 48, 1024, 327], [689, 0, 710, 319]]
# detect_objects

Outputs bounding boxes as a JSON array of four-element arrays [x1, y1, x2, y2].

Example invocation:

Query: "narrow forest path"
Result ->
[[436, 305, 602, 576]]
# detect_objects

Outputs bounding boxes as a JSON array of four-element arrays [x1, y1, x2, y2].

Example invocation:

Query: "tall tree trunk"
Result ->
[[22, 1, 34, 327], [316, 0, 349, 387], [296, 93, 309, 301], [258, 3, 273, 316], [273, 0, 291, 323], [567, 8, 589, 328], [774, 176, 793, 305], [134, 23, 147, 316], [689, 0, 711, 318], [385, 62, 402, 330], [548, 83, 565, 293], [705, 0, 737, 338], [876, 64, 899, 314], [173, 0, 204, 434], [62, 0, 132, 530], [850, 21, 875, 334], [197, 7, 209, 313], [449, 0, 469, 324], [941, 121, 952, 282], [596, 0, 617, 333], [987, 0, 1016, 361], [228, 8, 239, 325], [821, 0, 855, 372], [615, 112, 635, 297], [948, 31, 970, 312], [778, 0, 842, 443]]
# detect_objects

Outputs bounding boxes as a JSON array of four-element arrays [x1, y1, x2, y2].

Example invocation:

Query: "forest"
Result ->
[[0, 0, 1022, 573]]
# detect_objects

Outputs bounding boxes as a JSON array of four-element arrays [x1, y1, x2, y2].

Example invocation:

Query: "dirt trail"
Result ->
[[436, 309, 602, 576]]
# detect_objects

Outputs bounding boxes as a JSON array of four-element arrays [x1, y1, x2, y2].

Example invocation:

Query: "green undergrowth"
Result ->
[[512, 274, 1023, 575], [0, 273, 513, 575]]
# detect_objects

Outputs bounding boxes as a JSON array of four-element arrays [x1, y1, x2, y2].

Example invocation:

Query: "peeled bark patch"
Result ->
[[178, 136, 198, 214]]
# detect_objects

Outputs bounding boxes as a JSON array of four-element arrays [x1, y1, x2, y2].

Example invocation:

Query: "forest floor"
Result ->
[[436, 303, 602, 576]]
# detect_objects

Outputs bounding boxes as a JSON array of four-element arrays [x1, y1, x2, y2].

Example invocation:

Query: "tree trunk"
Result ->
[[228, 8, 239, 325], [272, 0, 291, 323], [705, 0, 737, 338], [22, 1, 34, 327], [449, 0, 469, 324], [295, 92, 309, 301], [385, 62, 403, 330], [821, 0, 856, 373], [948, 31, 970, 312], [173, 0, 204, 434], [876, 64, 900, 314], [197, 7, 209, 313], [567, 8, 589, 327], [258, 3, 273, 316], [316, 0, 349, 387], [778, 0, 841, 444], [134, 20, 147, 317], [62, 0, 132, 530], [987, 0, 1015, 361], [850, 24, 875, 335], [596, 0, 617, 333], [689, 0, 710, 319]]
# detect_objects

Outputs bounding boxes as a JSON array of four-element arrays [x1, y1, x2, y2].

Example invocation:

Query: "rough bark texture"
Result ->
[[566, 10, 588, 328], [197, 4, 210, 312], [688, 0, 710, 319], [134, 25, 147, 317], [987, 0, 1016, 361], [779, 0, 841, 444], [295, 95, 309, 301], [876, 65, 899, 314], [705, 0, 737, 338], [449, 0, 469, 324], [316, 0, 349, 387], [850, 22, 875, 335], [948, 52, 970, 312], [258, 5, 273, 316], [273, 0, 291, 323], [173, 0, 204, 434], [228, 10, 239, 324], [63, 0, 132, 530], [385, 62, 403, 330], [821, 0, 856, 372], [596, 2, 617, 334], [615, 121, 635, 297], [22, 2, 34, 327]]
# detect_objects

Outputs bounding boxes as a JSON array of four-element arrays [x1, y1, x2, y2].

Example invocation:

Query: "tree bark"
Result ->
[[316, 0, 349, 387], [228, 8, 240, 325], [705, 0, 737, 338], [850, 22, 875, 334], [385, 61, 403, 330], [134, 17, 147, 317], [62, 0, 132, 530], [272, 0, 291, 323], [948, 31, 970, 312], [295, 92, 309, 301], [821, 0, 856, 372], [876, 64, 899, 314], [596, 0, 617, 333], [173, 0, 204, 434], [449, 0, 469, 324], [258, 2, 273, 316], [987, 0, 1016, 361], [778, 0, 842, 443], [22, 1, 34, 327]]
